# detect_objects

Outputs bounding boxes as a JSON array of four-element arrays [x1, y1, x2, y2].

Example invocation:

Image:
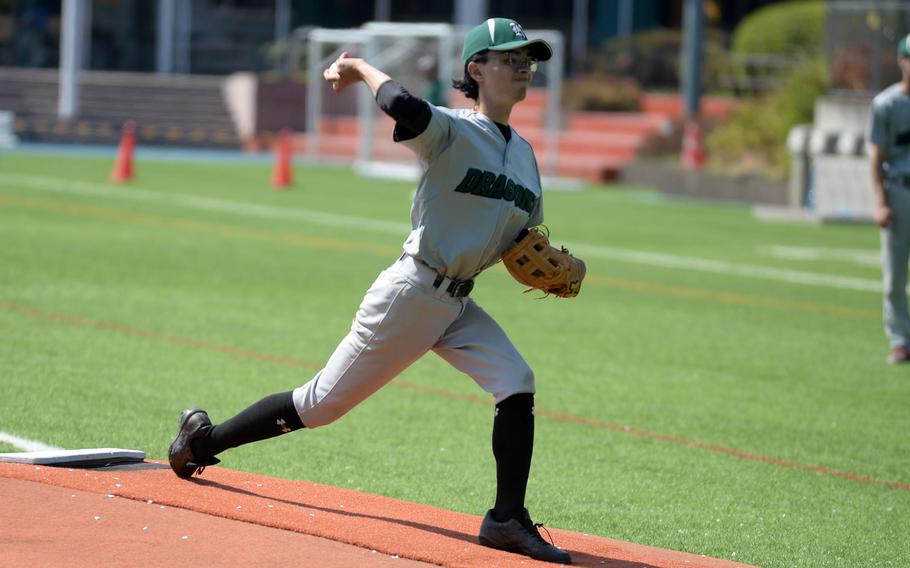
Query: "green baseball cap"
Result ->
[[461, 18, 553, 67], [900, 34, 910, 57]]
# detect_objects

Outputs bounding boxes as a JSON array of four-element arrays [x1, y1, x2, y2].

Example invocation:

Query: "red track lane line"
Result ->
[[534, 409, 910, 492], [3, 300, 908, 493], [0, 301, 319, 370]]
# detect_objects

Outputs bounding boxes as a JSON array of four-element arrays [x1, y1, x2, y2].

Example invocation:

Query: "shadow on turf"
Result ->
[[190, 477, 654, 567]]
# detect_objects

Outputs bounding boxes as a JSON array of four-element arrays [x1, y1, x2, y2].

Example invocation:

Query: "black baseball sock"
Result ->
[[191, 391, 305, 459], [491, 392, 535, 523]]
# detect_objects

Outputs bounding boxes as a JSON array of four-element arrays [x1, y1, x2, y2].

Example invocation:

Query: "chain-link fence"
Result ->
[[826, 1, 910, 94]]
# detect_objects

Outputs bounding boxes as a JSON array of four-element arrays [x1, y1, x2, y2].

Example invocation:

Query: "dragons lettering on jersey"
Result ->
[[454, 167, 536, 213]]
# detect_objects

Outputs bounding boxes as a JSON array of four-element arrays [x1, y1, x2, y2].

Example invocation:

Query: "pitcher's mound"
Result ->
[[0, 461, 755, 568]]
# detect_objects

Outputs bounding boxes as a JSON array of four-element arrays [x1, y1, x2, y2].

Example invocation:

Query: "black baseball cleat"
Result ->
[[478, 508, 572, 564], [168, 408, 221, 479]]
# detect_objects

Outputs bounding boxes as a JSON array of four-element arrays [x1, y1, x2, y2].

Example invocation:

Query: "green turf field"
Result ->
[[1, 151, 907, 567]]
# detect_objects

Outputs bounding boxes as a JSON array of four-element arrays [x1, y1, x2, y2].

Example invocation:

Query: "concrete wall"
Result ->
[[798, 93, 876, 221]]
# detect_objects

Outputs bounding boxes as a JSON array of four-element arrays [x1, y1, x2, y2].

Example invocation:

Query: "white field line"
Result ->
[[759, 245, 881, 267], [0, 171, 883, 293], [565, 242, 882, 293], [0, 171, 410, 235], [0, 431, 62, 452]]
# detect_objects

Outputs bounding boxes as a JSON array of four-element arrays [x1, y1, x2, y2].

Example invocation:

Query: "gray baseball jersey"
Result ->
[[401, 105, 543, 279], [869, 82, 910, 178], [869, 82, 910, 349], [292, 105, 543, 427]]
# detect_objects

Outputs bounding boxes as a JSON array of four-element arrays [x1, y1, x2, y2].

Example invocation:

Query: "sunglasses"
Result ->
[[495, 51, 539, 72]]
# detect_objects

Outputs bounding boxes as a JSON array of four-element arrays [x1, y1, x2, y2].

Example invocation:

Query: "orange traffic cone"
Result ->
[[681, 119, 705, 170], [271, 129, 293, 189], [110, 121, 137, 183]]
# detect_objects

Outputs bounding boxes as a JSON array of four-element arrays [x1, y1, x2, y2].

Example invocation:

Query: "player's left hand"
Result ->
[[323, 52, 362, 92]]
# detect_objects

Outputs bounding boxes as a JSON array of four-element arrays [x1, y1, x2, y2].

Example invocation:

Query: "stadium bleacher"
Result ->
[[0, 67, 239, 147]]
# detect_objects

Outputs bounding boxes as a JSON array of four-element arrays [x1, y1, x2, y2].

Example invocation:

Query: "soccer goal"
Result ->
[[303, 22, 564, 181]]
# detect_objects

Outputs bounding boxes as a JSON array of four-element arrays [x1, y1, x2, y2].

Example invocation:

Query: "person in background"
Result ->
[[869, 33, 910, 364], [417, 53, 447, 107]]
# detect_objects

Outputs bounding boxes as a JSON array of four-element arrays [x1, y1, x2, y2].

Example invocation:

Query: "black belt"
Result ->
[[432, 272, 474, 298], [408, 254, 474, 298]]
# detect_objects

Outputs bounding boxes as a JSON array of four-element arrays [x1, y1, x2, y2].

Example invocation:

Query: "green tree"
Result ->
[[707, 59, 827, 178], [732, 0, 826, 57], [707, 1, 828, 178]]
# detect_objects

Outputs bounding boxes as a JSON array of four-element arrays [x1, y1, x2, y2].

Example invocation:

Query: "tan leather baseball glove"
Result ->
[[501, 227, 586, 298]]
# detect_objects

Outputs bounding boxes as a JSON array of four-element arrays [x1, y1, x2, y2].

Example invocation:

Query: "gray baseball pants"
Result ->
[[292, 254, 535, 428], [882, 183, 910, 348]]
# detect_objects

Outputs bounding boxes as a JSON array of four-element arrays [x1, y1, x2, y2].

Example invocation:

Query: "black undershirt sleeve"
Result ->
[[375, 79, 512, 143], [376, 79, 432, 142]]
